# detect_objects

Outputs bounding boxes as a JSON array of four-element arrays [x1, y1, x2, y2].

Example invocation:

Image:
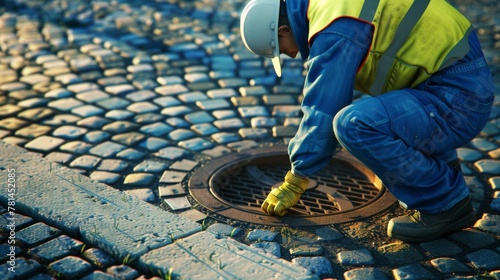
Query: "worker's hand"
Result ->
[[261, 171, 309, 216]]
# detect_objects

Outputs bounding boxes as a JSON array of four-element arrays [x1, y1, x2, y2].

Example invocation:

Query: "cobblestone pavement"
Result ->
[[0, 0, 499, 279]]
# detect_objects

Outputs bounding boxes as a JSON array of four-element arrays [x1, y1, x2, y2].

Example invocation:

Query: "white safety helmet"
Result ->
[[240, 0, 282, 77]]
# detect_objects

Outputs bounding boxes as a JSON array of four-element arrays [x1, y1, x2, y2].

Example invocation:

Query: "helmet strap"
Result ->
[[278, 0, 290, 27]]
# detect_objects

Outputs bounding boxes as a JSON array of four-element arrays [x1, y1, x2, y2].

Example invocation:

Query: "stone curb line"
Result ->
[[0, 141, 318, 279]]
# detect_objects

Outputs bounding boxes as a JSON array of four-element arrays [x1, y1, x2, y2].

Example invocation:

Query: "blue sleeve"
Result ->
[[288, 18, 373, 177]]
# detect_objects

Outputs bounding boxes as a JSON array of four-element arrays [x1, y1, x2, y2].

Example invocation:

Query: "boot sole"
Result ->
[[389, 210, 477, 243]]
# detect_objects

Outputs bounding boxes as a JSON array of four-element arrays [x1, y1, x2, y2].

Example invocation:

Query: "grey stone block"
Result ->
[[106, 264, 139, 280], [395, 263, 440, 280], [16, 222, 61, 247], [49, 256, 93, 279], [344, 267, 388, 280], [337, 248, 375, 266], [0, 258, 42, 280], [466, 249, 500, 270], [247, 229, 278, 242], [0, 142, 201, 262], [448, 229, 497, 249], [251, 242, 281, 258], [206, 223, 241, 238], [419, 239, 463, 257], [179, 137, 215, 151], [429, 257, 470, 274], [0, 212, 33, 231], [29, 235, 84, 263], [292, 257, 333, 277], [139, 232, 319, 280], [82, 248, 116, 269]]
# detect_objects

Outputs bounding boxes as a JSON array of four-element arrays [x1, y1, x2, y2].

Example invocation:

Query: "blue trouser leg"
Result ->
[[333, 32, 494, 214]]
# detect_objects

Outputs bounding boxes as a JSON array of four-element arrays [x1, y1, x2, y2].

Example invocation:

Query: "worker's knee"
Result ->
[[333, 104, 363, 146]]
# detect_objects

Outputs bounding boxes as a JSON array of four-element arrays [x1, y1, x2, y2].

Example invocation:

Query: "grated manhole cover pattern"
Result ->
[[189, 146, 396, 226], [214, 163, 379, 215]]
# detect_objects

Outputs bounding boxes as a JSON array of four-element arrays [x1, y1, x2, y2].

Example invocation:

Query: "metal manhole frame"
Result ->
[[188, 146, 397, 226]]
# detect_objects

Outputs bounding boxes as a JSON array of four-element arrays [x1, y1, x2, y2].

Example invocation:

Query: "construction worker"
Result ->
[[240, 0, 494, 242]]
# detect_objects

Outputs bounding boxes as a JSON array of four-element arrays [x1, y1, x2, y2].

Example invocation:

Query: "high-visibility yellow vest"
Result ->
[[307, 0, 472, 95]]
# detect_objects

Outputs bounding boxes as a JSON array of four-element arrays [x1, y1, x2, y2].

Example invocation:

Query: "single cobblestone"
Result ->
[[470, 138, 499, 152], [169, 159, 198, 171], [133, 160, 168, 173], [290, 244, 324, 257], [474, 213, 500, 234], [82, 130, 110, 144], [206, 223, 241, 238], [158, 183, 186, 197], [52, 125, 88, 139], [123, 173, 155, 186], [164, 196, 191, 211], [16, 222, 61, 247], [49, 256, 93, 279], [315, 227, 344, 241], [106, 264, 140, 280], [155, 147, 188, 160], [429, 257, 470, 274], [134, 113, 164, 124], [18, 107, 55, 121], [15, 124, 52, 138], [377, 243, 424, 266], [457, 147, 484, 162], [90, 171, 121, 184], [250, 242, 281, 258], [344, 268, 389, 280], [337, 249, 375, 266], [102, 121, 139, 134], [212, 132, 240, 144], [0, 258, 42, 280], [82, 248, 116, 270], [292, 257, 334, 277], [0, 117, 28, 130], [71, 104, 105, 117], [89, 141, 126, 158], [168, 128, 196, 141], [466, 249, 500, 270], [140, 122, 173, 137], [448, 229, 497, 249], [111, 132, 145, 146], [60, 141, 92, 154], [419, 239, 463, 257], [0, 212, 33, 232], [29, 235, 84, 264], [97, 97, 131, 110], [476, 159, 500, 174], [48, 98, 83, 111], [77, 116, 111, 129], [392, 264, 434, 280], [116, 148, 145, 161], [247, 229, 278, 242]]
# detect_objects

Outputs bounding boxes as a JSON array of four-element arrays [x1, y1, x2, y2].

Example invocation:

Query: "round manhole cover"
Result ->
[[189, 146, 396, 226]]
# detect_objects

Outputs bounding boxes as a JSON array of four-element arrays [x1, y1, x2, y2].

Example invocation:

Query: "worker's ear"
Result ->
[[278, 25, 293, 37]]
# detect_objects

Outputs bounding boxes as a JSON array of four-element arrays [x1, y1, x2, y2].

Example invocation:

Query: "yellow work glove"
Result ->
[[261, 171, 309, 216]]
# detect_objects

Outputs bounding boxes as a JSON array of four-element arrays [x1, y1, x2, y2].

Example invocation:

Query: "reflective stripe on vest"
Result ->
[[369, 0, 430, 94], [358, 0, 379, 22]]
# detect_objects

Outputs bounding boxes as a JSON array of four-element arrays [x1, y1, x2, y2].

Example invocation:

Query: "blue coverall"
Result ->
[[285, 3, 495, 214]]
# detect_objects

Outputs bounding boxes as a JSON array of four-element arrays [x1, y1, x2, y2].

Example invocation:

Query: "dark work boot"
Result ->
[[387, 196, 476, 243]]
